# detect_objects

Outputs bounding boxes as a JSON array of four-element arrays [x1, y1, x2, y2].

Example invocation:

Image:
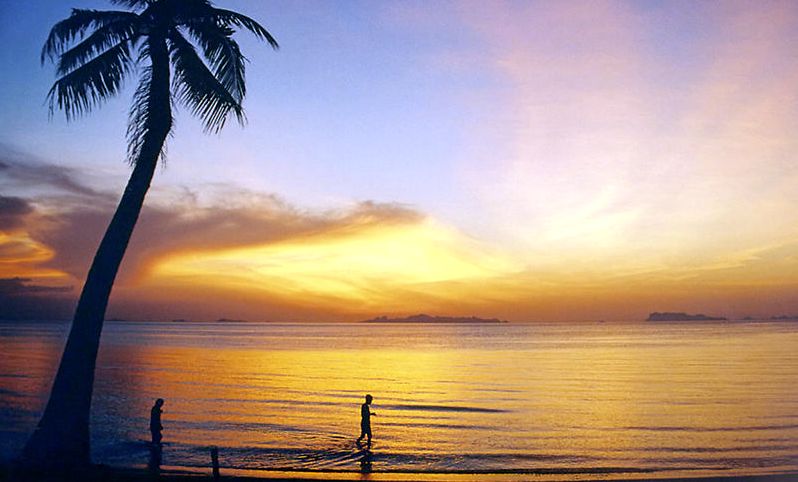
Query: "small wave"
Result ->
[[171, 444, 615, 471], [638, 455, 798, 468], [633, 445, 798, 453], [384, 403, 508, 413], [619, 424, 798, 432], [379, 421, 493, 430], [752, 414, 798, 420], [174, 419, 306, 433], [0, 387, 23, 397]]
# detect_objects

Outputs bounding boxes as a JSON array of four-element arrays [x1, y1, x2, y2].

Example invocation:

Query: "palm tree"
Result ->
[[22, 0, 277, 469]]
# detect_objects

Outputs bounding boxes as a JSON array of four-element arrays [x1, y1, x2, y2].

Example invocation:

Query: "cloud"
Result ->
[[35, 188, 427, 283], [0, 145, 108, 200], [0, 277, 71, 295], [0, 196, 33, 230], [1, 150, 518, 320], [148, 215, 518, 311], [0, 147, 427, 284], [0, 277, 74, 320], [3, 146, 798, 322], [426, 1, 798, 272]]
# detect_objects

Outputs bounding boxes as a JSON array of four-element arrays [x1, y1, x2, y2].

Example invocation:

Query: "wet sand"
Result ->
[[3, 464, 797, 482]]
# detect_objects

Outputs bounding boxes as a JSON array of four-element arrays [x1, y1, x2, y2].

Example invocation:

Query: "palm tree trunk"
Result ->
[[21, 36, 172, 470]]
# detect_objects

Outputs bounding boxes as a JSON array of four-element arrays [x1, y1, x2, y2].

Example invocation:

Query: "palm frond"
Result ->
[[126, 66, 172, 163], [47, 42, 133, 120], [42, 9, 139, 64], [57, 20, 140, 75], [109, 0, 153, 10], [126, 66, 151, 163], [210, 8, 279, 49], [168, 0, 213, 19], [167, 29, 244, 132], [183, 22, 245, 102]]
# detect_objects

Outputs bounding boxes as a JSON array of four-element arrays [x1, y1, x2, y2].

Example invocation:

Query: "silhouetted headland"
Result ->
[[171, 318, 273, 323], [646, 312, 727, 321], [363, 314, 508, 323]]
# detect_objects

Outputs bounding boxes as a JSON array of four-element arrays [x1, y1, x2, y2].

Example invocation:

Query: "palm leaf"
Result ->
[[57, 19, 140, 75], [183, 21, 246, 102], [42, 9, 139, 64], [109, 0, 154, 10], [47, 41, 133, 120], [211, 8, 279, 49], [126, 66, 172, 164], [167, 29, 244, 132]]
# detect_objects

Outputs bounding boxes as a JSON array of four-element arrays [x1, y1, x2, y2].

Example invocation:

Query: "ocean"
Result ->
[[1, 320, 797, 479]]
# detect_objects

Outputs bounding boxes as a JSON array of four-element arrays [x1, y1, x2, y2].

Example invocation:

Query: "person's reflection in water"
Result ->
[[147, 443, 162, 477], [150, 398, 164, 445], [356, 394, 376, 446], [359, 446, 373, 475]]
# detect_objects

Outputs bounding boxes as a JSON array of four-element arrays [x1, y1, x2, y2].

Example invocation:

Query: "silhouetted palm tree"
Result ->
[[22, 0, 277, 469]]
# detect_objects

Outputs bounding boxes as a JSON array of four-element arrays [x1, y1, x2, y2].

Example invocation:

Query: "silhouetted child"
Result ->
[[150, 398, 164, 445], [356, 394, 376, 444]]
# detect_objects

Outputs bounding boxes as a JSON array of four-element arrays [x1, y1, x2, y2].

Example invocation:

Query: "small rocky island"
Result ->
[[646, 312, 727, 321], [362, 314, 508, 324]]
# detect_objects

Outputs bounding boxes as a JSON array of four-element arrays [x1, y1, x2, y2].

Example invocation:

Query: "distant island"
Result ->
[[363, 314, 508, 324], [171, 318, 249, 323], [770, 314, 798, 320], [169, 318, 276, 323], [646, 312, 727, 321]]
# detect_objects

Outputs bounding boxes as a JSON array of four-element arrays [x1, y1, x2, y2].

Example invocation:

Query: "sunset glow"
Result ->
[[1, 1, 798, 321], [149, 220, 519, 306], [0, 232, 63, 279]]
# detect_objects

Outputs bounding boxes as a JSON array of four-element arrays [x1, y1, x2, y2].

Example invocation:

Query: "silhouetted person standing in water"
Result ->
[[150, 398, 164, 445], [357, 394, 376, 445]]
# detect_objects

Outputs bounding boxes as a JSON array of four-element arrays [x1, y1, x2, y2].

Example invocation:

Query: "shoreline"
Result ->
[[4, 464, 797, 482]]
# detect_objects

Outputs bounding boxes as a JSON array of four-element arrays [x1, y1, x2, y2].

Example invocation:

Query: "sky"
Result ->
[[1, 0, 798, 322]]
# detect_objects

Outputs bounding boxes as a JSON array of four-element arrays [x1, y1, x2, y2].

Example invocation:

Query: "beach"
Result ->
[[3, 464, 798, 482]]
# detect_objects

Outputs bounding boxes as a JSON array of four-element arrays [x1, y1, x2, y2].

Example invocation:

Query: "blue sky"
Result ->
[[0, 1, 493, 219]]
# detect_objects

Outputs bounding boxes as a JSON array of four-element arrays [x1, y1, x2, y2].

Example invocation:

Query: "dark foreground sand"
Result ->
[[2, 465, 798, 482]]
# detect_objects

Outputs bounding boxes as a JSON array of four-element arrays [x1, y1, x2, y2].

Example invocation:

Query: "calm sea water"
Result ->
[[1, 320, 797, 479]]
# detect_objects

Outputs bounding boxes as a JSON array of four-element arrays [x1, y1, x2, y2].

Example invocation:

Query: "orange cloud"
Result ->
[[147, 217, 519, 311]]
